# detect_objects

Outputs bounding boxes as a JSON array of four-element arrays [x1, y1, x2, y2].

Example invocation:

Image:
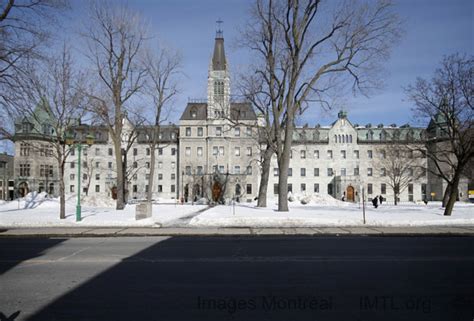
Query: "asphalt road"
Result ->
[[0, 236, 473, 321]]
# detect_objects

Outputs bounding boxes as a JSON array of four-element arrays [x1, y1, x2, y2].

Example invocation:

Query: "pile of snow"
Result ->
[[292, 192, 350, 206], [81, 194, 116, 208]]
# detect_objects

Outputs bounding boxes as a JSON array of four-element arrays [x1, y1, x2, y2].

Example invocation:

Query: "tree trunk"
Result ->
[[114, 139, 125, 210], [444, 173, 461, 216], [277, 122, 294, 212], [147, 143, 156, 204], [257, 146, 273, 207], [59, 161, 66, 219], [442, 184, 451, 208]]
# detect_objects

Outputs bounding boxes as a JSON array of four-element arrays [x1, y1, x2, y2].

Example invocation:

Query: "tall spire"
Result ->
[[212, 19, 226, 71]]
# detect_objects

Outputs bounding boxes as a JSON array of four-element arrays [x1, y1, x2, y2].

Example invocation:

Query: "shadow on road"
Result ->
[[25, 236, 474, 321], [0, 238, 66, 275]]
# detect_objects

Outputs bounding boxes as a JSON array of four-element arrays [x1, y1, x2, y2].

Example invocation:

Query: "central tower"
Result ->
[[207, 21, 230, 119]]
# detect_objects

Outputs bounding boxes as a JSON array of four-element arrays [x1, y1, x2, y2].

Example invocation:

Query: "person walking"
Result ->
[[372, 196, 378, 209]]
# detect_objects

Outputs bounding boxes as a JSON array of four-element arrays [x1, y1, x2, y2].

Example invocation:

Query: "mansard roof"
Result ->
[[180, 103, 207, 120], [180, 102, 257, 121], [136, 125, 179, 143]]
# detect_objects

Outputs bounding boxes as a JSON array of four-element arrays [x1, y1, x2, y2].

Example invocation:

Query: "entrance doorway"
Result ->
[[212, 181, 222, 202], [18, 182, 29, 197], [346, 185, 355, 202]]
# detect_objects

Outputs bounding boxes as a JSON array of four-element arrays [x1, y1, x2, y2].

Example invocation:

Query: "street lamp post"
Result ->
[[66, 132, 94, 222]]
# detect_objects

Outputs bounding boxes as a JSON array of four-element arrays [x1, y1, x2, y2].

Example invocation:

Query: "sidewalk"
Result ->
[[1, 226, 474, 237]]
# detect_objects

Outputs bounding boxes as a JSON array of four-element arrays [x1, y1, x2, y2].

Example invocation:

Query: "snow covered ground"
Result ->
[[0, 192, 472, 228], [0, 192, 207, 227], [189, 193, 474, 227]]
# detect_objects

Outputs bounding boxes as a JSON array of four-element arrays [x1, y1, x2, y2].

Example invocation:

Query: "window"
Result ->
[[197, 166, 203, 175], [158, 162, 163, 169], [246, 184, 252, 194], [108, 148, 113, 156], [197, 147, 203, 157], [300, 168, 306, 177], [327, 168, 333, 176], [341, 150, 346, 159], [368, 168, 373, 176], [314, 150, 319, 159], [301, 183, 306, 192], [133, 174, 137, 180], [20, 143, 30, 156], [146, 148, 150, 156], [212, 165, 218, 173], [219, 146, 224, 156], [354, 167, 359, 176], [290, 150, 293, 159], [95, 185, 100, 192], [82, 174, 87, 180], [70, 174, 75, 180], [288, 168, 292, 176], [197, 127, 203, 137], [145, 185, 149, 193], [95, 174, 100, 180], [341, 168, 346, 176], [108, 162, 112, 169], [191, 108, 197, 118], [300, 150, 306, 159], [158, 173, 163, 180], [368, 150, 373, 159], [380, 150, 386, 159], [218, 165, 224, 173], [185, 127, 191, 136], [234, 166, 240, 174], [367, 183, 373, 194], [408, 168, 414, 176], [246, 127, 252, 136], [83, 161, 88, 168], [234, 127, 240, 137], [246, 147, 252, 156], [133, 185, 137, 193], [133, 161, 138, 168], [158, 148, 163, 155], [216, 127, 222, 136], [185, 147, 191, 156], [327, 150, 333, 159], [274, 168, 279, 176], [354, 150, 359, 159], [246, 166, 252, 175], [95, 162, 100, 169], [288, 184, 293, 193], [273, 184, 279, 194], [70, 162, 75, 169], [314, 183, 319, 193], [171, 185, 176, 193], [408, 150, 414, 159], [185, 166, 191, 175], [70, 148, 75, 156], [171, 173, 176, 179], [212, 146, 218, 156], [70, 185, 74, 193], [171, 148, 176, 156], [95, 148, 100, 156], [145, 162, 150, 169], [314, 168, 319, 176], [381, 183, 386, 194], [381, 168, 386, 176], [133, 148, 138, 156], [235, 147, 240, 156], [171, 162, 175, 169], [83, 147, 88, 156]]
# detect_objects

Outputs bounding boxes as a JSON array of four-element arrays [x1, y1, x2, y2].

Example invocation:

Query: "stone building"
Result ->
[[0, 153, 14, 200], [10, 30, 468, 205]]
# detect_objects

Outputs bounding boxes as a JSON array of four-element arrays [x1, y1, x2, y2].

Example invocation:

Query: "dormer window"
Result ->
[[190, 108, 197, 118]]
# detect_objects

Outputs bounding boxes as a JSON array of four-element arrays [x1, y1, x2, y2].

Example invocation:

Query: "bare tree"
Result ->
[[142, 46, 181, 205], [241, 0, 401, 211], [0, 0, 67, 103], [1, 44, 87, 219], [376, 145, 425, 205], [407, 54, 473, 216], [83, 2, 148, 210]]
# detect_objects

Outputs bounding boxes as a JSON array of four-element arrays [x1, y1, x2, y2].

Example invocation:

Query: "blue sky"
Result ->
[[1, 0, 471, 154], [64, 0, 474, 126]]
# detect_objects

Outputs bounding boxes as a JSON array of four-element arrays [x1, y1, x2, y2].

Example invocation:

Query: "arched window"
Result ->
[[349, 135, 352, 143], [334, 135, 337, 143], [342, 135, 345, 143], [346, 134, 349, 143]]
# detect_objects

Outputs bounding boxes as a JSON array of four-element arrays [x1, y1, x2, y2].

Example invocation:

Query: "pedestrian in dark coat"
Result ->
[[379, 195, 383, 205], [372, 197, 378, 208]]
